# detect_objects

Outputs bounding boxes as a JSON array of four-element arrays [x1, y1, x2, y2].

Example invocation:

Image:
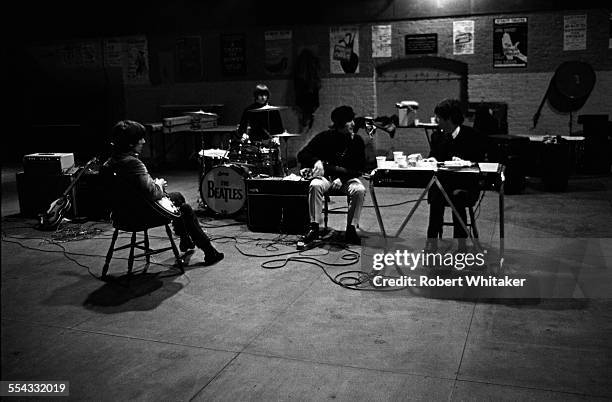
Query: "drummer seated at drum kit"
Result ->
[[297, 106, 366, 247], [103, 120, 224, 266], [238, 83, 283, 144]]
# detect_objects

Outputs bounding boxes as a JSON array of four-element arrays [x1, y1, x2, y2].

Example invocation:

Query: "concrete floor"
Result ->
[[2, 163, 612, 401]]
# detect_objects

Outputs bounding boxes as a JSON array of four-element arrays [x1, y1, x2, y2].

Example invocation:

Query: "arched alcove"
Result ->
[[374, 57, 468, 157]]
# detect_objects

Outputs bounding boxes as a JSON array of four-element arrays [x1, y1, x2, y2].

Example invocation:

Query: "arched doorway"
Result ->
[[374, 57, 467, 157]]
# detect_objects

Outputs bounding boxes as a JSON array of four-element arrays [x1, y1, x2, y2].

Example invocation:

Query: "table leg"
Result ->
[[369, 185, 386, 238], [394, 177, 435, 238], [499, 177, 505, 272]]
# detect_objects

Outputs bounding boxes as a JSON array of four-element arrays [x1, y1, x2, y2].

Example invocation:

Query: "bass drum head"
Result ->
[[200, 164, 248, 215]]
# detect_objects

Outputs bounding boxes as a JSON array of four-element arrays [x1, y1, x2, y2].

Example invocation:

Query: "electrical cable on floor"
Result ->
[[1, 232, 184, 282], [326, 197, 422, 212], [3, 216, 436, 292]]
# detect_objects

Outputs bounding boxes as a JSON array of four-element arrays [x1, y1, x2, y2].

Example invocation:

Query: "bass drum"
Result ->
[[200, 164, 249, 216]]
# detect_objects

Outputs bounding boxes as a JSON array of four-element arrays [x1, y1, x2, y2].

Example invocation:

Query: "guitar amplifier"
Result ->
[[246, 178, 309, 234], [16, 170, 107, 219], [23, 153, 75, 175], [17, 171, 77, 218]]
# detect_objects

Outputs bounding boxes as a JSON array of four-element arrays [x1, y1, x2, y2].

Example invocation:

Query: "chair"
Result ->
[[440, 204, 479, 239], [322, 189, 350, 229], [101, 172, 184, 279]]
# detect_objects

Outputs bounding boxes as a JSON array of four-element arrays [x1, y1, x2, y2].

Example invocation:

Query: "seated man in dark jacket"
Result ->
[[102, 120, 224, 265], [424, 99, 485, 252], [297, 106, 366, 245], [238, 83, 284, 142]]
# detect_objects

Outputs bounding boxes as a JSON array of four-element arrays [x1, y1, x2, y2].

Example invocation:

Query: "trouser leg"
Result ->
[[451, 189, 470, 239], [343, 178, 366, 227], [308, 177, 330, 224], [427, 200, 444, 239], [179, 203, 214, 252]]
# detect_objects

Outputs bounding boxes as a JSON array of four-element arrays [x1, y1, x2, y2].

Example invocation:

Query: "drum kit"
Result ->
[[198, 104, 302, 216]]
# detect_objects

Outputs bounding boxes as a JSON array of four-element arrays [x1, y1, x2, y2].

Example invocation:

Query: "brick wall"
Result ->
[[99, 7, 612, 167], [469, 70, 612, 137]]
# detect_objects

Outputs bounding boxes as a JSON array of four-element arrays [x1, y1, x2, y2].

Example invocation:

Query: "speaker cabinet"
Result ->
[[246, 179, 309, 234], [16, 171, 108, 219], [17, 172, 76, 217]]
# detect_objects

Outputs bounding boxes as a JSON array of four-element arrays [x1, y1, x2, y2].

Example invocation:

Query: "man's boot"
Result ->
[[302, 222, 319, 244], [345, 224, 361, 245]]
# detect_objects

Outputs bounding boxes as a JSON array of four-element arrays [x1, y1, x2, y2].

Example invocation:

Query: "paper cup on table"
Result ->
[[430, 117, 437, 124], [393, 151, 404, 162], [376, 156, 386, 168], [414, 118, 420, 126], [396, 155, 407, 168]]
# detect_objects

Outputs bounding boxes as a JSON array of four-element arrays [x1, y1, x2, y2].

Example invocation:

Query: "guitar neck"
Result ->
[[61, 158, 97, 197]]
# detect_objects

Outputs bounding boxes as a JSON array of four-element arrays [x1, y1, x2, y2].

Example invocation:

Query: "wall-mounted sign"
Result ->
[[264, 30, 292, 75], [404, 34, 438, 55], [493, 18, 528, 68], [564, 15, 587, 51], [453, 21, 474, 55], [221, 34, 247, 76], [372, 25, 392, 58]]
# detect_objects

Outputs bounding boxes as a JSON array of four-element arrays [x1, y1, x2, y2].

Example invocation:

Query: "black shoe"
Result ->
[[179, 236, 195, 252], [301, 223, 319, 244], [345, 225, 361, 245], [204, 250, 224, 266]]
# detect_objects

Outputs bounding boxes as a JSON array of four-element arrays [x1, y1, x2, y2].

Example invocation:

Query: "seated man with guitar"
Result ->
[[297, 105, 366, 246], [102, 120, 224, 265]]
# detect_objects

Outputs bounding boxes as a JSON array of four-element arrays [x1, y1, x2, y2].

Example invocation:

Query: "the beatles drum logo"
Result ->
[[201, 165, 246, 215]]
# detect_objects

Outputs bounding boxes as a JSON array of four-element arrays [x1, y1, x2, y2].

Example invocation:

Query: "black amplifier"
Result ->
[[246, 178, 309, 234]]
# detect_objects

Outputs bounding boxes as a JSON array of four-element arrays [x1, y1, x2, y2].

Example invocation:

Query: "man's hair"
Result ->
[[253, 83, 270, 99], [111, 120, 146, 151], [330, 105, 355, 128], [434, 99, 464, 125]]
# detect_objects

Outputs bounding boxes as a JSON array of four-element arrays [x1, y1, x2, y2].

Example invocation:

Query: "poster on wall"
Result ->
[[330, 26, 360, 74], [372, 25, 392, 58], [264, 30, 292, 76], [104, 36, 150, 85], [221, 34, 247, 76], [493, 18, 528, 68], [564, 15, 587, 51], [175, 36, 203, 82], [29, 41, 101, 70], [609, 13, 612, 48], [453, 20, 474, 55]]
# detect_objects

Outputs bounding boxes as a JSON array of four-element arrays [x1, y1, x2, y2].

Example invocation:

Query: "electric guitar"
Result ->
[[37, 157, 98, 230]]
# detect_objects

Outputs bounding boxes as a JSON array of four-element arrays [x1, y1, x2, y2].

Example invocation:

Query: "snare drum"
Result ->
[[199, 149, 229, 175], [200, 164, 249, 215]]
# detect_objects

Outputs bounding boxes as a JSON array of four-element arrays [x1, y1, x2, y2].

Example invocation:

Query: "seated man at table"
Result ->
[[103, 120, 224, 265], [297, 105, 366, 245], [423, 99, 485, 252]]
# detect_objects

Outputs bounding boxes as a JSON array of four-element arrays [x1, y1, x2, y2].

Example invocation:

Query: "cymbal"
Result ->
[[247, 104, 288, 112], [273, 131, 301, 138]]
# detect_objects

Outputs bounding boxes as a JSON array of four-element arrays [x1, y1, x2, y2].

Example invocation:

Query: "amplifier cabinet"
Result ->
[[246, 178, 309, 234], [16, 171, 108, 219], [17, 172, 76, 218], [23, 152, 75, 175]]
